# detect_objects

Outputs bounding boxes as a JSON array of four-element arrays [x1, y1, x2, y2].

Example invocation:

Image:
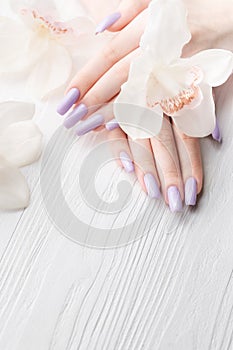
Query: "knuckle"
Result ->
[[88, 91, 102, 109], [114, 65, 128, 82], [156, 129, 174, 145], [103, 44, 118, 66], [164, 168, 180, 181], [135, 158, 154, 171]]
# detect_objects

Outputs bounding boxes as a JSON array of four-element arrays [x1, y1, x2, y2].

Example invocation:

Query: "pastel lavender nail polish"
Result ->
[[212, 120, 222, 143], [105, 118, 119, 131], [185, 177, 197, 206], [57, 88, 80, 115], [63, 104, 88, 129], [95, 12, 121, 34], [167, 186, 183, 213], [120, 151, 134, 173], [144, 174, 161, 199], [76, 114, 104, 136]]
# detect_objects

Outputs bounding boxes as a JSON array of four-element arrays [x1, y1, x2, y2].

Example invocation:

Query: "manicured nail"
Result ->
[[120, 151, 134, 173], [57, 88, 80, 115], [95, 12, 121, 34], [105, 118, 119, 131], [212, 120, 222, 143], [63, 104, 88, 129], [167, 186, 183, 213], [144, 174, 161, 199], [185, 177, 197, 206], [76, 114, 104, 136]]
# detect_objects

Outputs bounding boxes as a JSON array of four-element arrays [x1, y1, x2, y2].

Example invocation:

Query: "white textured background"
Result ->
[[1, 1, 233, 349]]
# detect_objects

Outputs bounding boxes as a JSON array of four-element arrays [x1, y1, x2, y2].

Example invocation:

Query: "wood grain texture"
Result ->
[[0, 76, 233, 350]]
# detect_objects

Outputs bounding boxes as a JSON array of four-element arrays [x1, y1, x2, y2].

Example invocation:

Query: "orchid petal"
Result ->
[[0, 121, 43, 167], [114, 98, 163, 140], [114, 87, 163, 140], [55, 1, 88, 21], [140, 0, 191, 64], [172, 84, 216, 137], [0, 101, 35, 130], [114, 54, 163, 139], [0, 156, 30, 210], [26, 42, 72, 98], [10, 0, 58, 17], [56, 17, 95, 49], [187, 49, 233, 87], [146, 63, 203, 111], [0, 17, 33, 72]]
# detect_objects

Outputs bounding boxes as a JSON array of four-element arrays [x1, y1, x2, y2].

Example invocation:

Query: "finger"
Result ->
[[172, 124, 203, 206], [80, 48, 139, 110], [128, 137, 161, 199], [76, 99, 117, 136], [211, 90, 221, 142], [107, 0, 151, 32], [64, 49, 139, 129], [108, 126, 135, 173], [150, 116, 184, 212], [211, 119, 222, 143], [65, 10, 147, 99]]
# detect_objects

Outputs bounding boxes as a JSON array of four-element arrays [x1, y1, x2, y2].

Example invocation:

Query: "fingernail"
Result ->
[[57, 88, 80, 115], [76, 114, 104, 136], [63, 104, 88, 129], [105, 118, 119, 131], [212, 120, 222, 143], [120, 151, 134, 173], [167, 186, 183, 213], [144, 174, 161, 199], [185, 177, 197, 206], [95, 12, 121, 34]]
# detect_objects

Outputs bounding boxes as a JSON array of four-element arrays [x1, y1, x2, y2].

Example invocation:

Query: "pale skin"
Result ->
[[65, 0, 233, 206]]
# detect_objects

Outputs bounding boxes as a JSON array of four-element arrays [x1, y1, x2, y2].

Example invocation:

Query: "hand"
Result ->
[[56, 0, 229, 210], [57, 0, 233, 127], [107, 114, 203, 212]]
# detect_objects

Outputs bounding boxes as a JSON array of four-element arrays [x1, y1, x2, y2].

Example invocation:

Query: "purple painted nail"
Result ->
[[57, 88, 80, 115], [76, 114, 104, 136], [120, 151, 134, 173], [144, 174, 161, 199], [167, 186, 183, 213], [105, 118, 119, 131], [95, 12, 121, 34], [185, 177, 197, 206], [212, 120, 222, 143], [63, 104, 88, 129]]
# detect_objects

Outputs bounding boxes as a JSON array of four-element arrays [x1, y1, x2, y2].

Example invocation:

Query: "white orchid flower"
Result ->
[[114, 0, 233, 139], [0, 101, 42, 210], [0, 0, 100, 99]]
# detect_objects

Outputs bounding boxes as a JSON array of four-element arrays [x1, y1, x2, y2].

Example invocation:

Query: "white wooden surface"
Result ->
[[0, 75, 233, 350], [1, 1, 233, 347]]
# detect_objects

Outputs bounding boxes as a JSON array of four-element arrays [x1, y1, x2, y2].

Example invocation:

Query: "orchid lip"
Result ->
[[21, 8, 72, 36], [147, 65, 204, 116], [159, 84, 201, 116]]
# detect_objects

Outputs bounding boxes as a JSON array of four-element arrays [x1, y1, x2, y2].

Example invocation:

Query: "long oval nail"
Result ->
[[57, 88, 80, 115], [167, 186, 183, 213], [185, 177, 197, 206], [105, 118, 119, 131], [63, 104, 88, 129], [144, 174, 161, 199], [120, 151, 134, 173], [95, 12, 121, 34], [76, 114, 104, 136], [212, 120, 222, 143]]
